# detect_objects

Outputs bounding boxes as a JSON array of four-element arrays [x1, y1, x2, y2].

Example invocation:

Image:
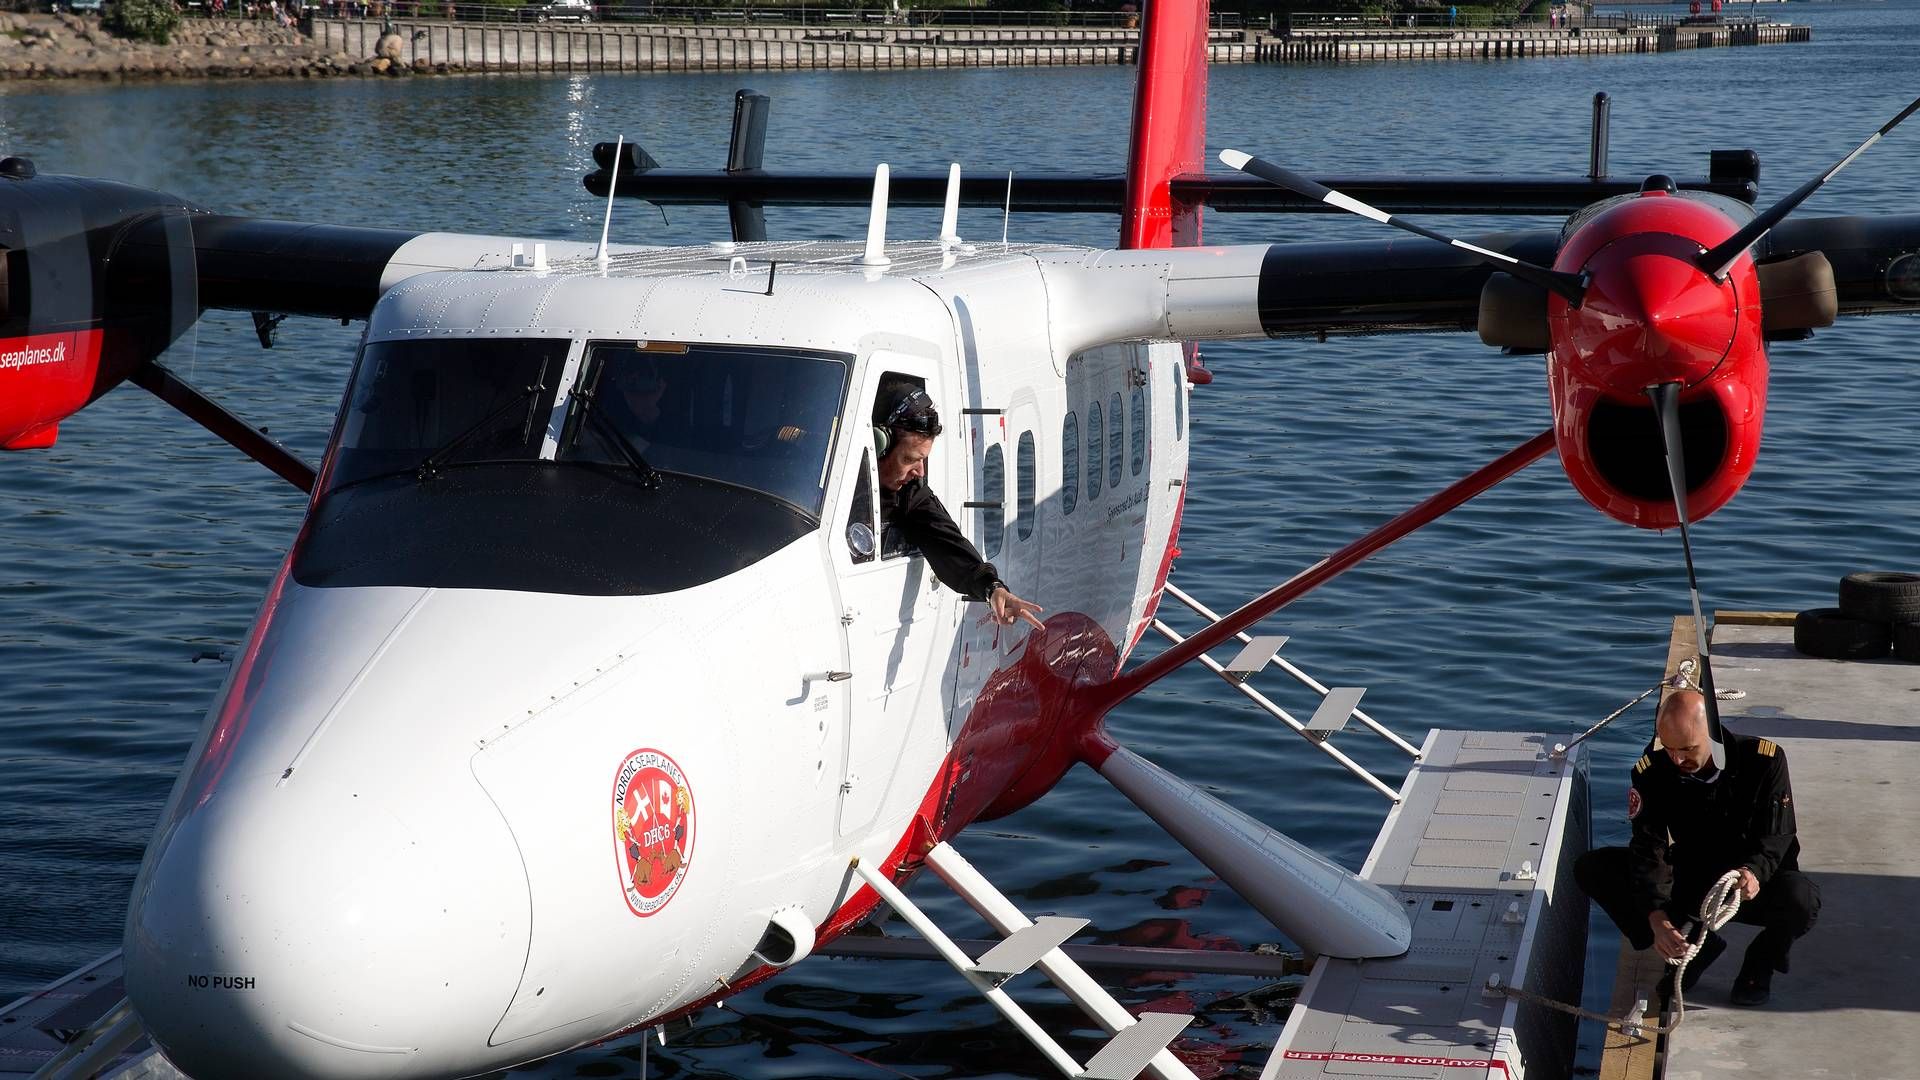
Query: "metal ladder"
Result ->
[[850, 843, 1201, 1080], [1151, 582, 1421, 801]]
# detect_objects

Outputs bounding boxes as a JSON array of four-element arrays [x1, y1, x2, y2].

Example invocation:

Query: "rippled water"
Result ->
[[3, 3, 1917, 1074]]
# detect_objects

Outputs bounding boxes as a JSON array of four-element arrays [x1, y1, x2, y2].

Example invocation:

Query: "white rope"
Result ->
[[1488, 869, 1743, 1037], [1662, 869, 1744, 1033]]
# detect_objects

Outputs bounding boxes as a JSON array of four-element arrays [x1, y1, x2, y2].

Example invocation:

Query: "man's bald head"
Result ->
[[1657, 689, 1713, 773]]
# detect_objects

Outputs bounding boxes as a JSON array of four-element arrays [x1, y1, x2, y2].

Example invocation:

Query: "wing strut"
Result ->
[[129, 362, 316, 493], [1088, 429, 1556, 713]]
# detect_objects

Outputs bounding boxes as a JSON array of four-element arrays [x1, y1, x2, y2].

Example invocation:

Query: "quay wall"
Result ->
[[0, 11, 1810, 81]]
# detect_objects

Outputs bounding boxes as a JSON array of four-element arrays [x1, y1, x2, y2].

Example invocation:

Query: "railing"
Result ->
[[1150, 581, 1420, 803], [278, 2, 1243, 28], [1283, 9, 1772, 32]]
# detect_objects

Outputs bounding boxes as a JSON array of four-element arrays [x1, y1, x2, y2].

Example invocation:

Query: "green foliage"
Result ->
[[103, 0, 180, 44]]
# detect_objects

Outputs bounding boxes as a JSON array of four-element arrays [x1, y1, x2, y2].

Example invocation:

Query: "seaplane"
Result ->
[[3, 0, 1918, 1073]]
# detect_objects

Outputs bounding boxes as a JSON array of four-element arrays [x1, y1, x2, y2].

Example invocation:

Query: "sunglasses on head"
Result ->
[[882, 389, 935, 433]]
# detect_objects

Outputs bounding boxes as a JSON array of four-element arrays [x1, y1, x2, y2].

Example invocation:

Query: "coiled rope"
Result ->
[[1488, 869, 1743, 1036]]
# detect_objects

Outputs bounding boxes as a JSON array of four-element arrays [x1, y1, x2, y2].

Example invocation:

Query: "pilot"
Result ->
[[603, 356, 668, 448], [873, 382, 1045, 630], [1575, 687, 1820, 1006]]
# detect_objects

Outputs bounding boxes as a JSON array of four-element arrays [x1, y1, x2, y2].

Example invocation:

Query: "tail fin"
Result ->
[[1120, 0, 1212, 250]]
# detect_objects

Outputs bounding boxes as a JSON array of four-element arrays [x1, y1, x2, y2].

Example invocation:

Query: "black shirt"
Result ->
[[1627, 728, 1799, 915], [880, 478, 1001, 602]]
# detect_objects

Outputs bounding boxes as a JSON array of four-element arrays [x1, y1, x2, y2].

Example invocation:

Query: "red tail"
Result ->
[[1120, 0, 1211, 250]]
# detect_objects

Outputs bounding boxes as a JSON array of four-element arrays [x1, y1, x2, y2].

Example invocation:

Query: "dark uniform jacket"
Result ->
[[1628, 728, 1799, 916], [881, 478, 1001, 602]]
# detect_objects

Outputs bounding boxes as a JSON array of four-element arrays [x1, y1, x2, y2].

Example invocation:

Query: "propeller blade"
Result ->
[[1698, 94, 1920, 280], [1219, 148, 1590, 306], [1647, 381, 1727, 771]]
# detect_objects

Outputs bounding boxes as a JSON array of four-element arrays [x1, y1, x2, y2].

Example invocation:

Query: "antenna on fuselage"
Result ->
[[1001, 170, 1013, 248], [861, 163, 891, 268], [596, 134, 624, 276], [939, 163, 962, 248]]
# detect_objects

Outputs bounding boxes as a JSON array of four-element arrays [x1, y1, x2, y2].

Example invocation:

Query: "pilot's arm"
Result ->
[[894, 482, 1045, 630]]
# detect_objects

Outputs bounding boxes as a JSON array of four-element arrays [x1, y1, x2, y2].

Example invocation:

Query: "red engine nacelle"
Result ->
[[1545, 189, 1768, 530]]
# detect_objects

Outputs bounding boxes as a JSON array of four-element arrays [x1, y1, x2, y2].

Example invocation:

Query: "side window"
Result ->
[[1062, 412, 1079, 516], [872, 370, 926, 562], [1172, 354, 1185, 441], [980, 444, 1005, 559], [845, 448, 876, 564], [1087, 399, 1104, 502], [1107, 391, 1124, 491], [1016, 432, 1036, 541], [1130, 386, 1146, 476]]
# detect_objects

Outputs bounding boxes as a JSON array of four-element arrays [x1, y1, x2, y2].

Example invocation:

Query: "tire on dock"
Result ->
[[1837, 571, 1920, 623], [1893, 621, 1920, 664], [1794, 607, 1892, 660]]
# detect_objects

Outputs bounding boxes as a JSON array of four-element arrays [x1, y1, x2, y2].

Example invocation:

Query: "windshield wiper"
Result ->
[[415, 366, 549, 482], [563, 364, 660, 490], [583, 397, 662, 490]]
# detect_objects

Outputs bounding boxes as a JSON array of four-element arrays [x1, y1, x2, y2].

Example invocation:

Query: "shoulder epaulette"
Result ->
[[1633, 755, 1651, 774], [1756, 739, 1778, 758]]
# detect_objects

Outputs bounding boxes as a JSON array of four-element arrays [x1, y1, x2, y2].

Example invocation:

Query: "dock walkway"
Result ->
[[1644, 620, 1920, 1080]]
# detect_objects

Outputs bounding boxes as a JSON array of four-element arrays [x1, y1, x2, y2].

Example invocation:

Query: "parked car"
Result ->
[[531, 0, 592, 22], [55, 0, 106, 13]]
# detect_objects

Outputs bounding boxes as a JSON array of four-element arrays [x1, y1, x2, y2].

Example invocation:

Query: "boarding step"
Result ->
[[1263, 730, 1591, 1080], [851, 842, 1199, 1080]]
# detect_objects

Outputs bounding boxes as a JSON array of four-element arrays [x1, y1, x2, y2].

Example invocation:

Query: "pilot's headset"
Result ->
[[873, 387, 934, 461]]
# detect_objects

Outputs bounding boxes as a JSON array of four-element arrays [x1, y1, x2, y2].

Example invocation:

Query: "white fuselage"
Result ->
[[122, 237, 1238, 1078]]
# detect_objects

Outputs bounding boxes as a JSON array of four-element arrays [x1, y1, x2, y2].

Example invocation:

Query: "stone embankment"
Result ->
[[0, 13, 352, 78]]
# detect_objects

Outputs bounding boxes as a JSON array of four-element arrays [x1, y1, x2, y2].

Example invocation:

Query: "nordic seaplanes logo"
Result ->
[[612, 748, 696, 917]]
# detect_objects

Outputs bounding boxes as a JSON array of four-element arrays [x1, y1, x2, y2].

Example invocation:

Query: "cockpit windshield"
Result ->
[[558, 342, 849, 517], [297, 337, 853, 596], [329, 337, 569, 489]]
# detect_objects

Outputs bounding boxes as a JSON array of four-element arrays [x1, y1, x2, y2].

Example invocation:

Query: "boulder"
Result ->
[[374, 31, 402, 61]]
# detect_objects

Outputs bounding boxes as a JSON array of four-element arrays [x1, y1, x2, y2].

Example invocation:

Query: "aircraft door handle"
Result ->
[[804, 671, 853, 683]]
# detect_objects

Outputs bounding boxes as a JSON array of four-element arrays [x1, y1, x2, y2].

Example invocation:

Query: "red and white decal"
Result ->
[[1284, 1049, 1510, 1074], [612, 749, 696, 917], [1627, 787, 1643, 820], [0, 328, 104, 449]]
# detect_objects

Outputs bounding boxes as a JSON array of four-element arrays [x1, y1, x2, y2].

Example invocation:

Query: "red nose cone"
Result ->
[[1559, 232, 1740, 400]]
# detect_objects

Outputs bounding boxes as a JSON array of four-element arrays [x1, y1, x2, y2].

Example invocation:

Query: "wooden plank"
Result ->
[[1713, 609, 1796, 627], [1599, 613, 1697, 1080], [1596, 942, 1666, 1080]]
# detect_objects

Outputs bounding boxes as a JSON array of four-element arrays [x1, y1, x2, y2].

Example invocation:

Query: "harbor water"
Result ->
[[2, 2, 1916, 1074]]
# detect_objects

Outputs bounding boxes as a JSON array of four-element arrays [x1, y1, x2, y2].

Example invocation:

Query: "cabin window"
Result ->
[[1087, 399, 1104, 502], [980, 444, 1005, 558], [1172, 354, 1185, 441], [845, 448, 876, 564], [1107, 391, 1124, 491], [1062, 412, 1079, 516], [1016, 432, 1036, 541], [1130, 386, 1146, 476]]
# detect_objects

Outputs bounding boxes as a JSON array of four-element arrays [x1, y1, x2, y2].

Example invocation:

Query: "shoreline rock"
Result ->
[[0, 14, 384, 81]]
